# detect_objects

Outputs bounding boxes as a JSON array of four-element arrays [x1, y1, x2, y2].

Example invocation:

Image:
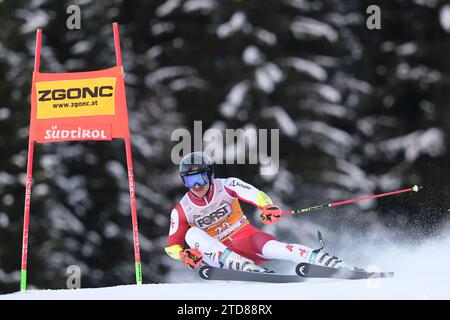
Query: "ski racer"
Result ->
[[165, 151, 347, 272]]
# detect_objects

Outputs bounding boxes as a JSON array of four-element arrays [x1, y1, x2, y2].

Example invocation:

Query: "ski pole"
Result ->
[[281, 185, 422, 217]]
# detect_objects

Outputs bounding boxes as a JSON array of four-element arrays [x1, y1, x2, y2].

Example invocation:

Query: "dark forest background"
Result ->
[[0, 0, 449, 293]]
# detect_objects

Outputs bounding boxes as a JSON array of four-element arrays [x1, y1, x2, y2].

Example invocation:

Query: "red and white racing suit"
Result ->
[[165, 177, 314, 267]]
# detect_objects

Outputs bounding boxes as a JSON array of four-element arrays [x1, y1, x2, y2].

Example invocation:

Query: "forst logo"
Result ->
[[196, 204, 231, 227], [38, 86, 114, 101]]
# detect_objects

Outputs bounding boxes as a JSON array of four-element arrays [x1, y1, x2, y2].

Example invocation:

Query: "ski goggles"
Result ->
[[182, 172, 209, 188]]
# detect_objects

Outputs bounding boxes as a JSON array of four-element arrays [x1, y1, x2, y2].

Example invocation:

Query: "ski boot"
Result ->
[[308, 231, 348, 269], [220, 248, 270, 273]]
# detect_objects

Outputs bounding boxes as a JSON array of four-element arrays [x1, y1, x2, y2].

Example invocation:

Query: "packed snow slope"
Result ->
[[1, 276, 448, 300], [2, 227, 450, 300]]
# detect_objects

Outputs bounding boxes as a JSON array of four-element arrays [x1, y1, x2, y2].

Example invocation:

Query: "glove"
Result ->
[[260, 205, 282, 224], [179, 248, 203, 269]]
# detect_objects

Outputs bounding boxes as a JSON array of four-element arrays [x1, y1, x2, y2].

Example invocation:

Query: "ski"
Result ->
[[295, 263, 394, 279], [198, 263, 394, 283], [198, 265, 306, 283]]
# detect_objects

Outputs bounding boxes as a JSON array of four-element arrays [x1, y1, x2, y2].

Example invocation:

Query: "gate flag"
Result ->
[[30, 67, 129, 142], [20, 23, 143, 291]]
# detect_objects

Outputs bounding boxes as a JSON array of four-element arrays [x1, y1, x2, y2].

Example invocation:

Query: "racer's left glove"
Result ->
[[260, 205, 282, 224]]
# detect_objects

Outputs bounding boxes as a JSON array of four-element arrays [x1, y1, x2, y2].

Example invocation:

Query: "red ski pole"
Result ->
[[113, 22, 143, 285], [281, 185, 422, 217], [20, 28, 42, 292]]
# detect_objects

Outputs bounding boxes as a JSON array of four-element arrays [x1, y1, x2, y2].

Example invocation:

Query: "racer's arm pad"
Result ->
[[165, 244, 183, 260]]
